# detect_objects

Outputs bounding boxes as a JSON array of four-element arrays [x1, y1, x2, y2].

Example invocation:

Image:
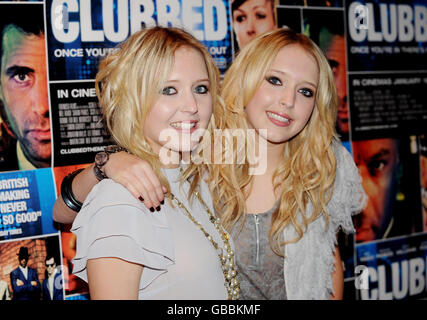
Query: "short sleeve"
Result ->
[[328, 141, 367, 234], [71, 180, 174, 290]]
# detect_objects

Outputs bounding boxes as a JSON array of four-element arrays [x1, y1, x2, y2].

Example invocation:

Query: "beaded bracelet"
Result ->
[[60, 168, 84, 212]]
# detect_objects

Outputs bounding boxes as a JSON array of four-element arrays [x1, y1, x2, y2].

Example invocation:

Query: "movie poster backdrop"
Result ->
[[0, 0, 425, 300]]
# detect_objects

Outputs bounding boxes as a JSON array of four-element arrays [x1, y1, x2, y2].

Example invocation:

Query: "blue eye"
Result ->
[[299, 88, 314, 98], [194, 85, 209, 94], [161, 86, 177, 95], [266, 76, 282, 86]]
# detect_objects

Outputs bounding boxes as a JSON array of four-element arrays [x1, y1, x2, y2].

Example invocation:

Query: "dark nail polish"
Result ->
[[150, 207, 155, 212], [160, 200, 164, 205], [156, 206, 161, 212], [139, 196, 144, 202]]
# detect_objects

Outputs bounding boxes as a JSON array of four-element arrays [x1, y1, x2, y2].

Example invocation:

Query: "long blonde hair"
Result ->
[[96, 27, 221, 194], [210, 28, 338, 255]]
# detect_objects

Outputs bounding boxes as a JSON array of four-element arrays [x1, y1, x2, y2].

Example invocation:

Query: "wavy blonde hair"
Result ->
[[209, 28, 338, 255], [96, 27, 221, 195]]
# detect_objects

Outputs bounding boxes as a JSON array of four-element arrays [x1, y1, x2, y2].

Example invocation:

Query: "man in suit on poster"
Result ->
[[42, 255, 63, 300], [10, 246, 41, 300], [0, 4, 51, 171]]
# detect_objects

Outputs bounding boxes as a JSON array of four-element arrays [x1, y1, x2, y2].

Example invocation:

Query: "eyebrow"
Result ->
[[368, 149, 391, 161], [234, 5, 265, 13], [5, 65, 34, 77], [268, 69, 318, 88], [164, 78, 210, 84]]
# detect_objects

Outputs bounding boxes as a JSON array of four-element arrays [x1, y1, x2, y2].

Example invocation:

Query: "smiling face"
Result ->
[[143, 47, 213, 160], [0, 25, 51, 167], [244, 44, 319, 147], [232, 0, 276, 49]]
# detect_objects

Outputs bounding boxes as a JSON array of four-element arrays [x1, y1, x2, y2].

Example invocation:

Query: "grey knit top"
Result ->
[[232, 141, 366, 300]]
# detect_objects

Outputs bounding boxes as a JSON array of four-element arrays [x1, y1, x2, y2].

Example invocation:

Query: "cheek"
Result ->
[[143, 108, 165, 138], [244, 103, 261, 128], [199, 96, 213, 122], [201, 106, 213, 126], [297, 103, 315, 128], [2, 98, 24, 130], [256, 19, 275, 33], [233, 21, 246, 38], [2, 85, 30, 118]]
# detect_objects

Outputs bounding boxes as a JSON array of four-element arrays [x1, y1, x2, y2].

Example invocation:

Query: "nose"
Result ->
[[279, 87, 295, 108], [246, 15, 256, 37], [31, 75, 49, 117], [181, 90, 199, 114]]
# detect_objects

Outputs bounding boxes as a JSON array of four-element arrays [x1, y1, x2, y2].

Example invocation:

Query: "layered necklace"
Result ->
[[169, 188, 240, 300]]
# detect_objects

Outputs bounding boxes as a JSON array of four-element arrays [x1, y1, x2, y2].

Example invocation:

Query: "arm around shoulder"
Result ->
[[53, 164, 99, 224]]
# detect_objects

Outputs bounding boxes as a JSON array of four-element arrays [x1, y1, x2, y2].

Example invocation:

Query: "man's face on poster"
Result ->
[[352, 138, 399, 242], [325, 34, 349, 139], [45, 257, 56, 277], [0, 25, 51, 167], [19, 256, 28, 268]]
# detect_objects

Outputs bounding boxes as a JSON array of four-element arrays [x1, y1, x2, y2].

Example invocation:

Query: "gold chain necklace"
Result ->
[[169, 189, 240, 300]]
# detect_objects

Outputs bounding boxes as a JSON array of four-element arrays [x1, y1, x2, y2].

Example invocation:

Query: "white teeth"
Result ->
[[171, 122, 196, 129], [267, 112, 290, 123]]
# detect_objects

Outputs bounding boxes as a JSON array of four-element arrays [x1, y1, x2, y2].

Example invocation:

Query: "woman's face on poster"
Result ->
[[232, 0, 276, 50]]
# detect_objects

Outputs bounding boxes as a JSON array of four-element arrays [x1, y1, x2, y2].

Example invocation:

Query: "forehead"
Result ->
[[325, 35, 346, 61], [237, 0, 271, 10], [168, 46, 208, 77], [270, 44, 319, 85], [1, 26, 45, 68], [353, 139, 398, 158]]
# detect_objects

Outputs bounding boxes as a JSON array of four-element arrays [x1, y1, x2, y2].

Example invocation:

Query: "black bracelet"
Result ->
[[61, 169, 84, 212]]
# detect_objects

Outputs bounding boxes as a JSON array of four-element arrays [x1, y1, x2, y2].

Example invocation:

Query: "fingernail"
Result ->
[[156, 206, 161, 212], [150, 207, 154, 212], [139, 196, 144, 202], [160, 200, 164, 205]]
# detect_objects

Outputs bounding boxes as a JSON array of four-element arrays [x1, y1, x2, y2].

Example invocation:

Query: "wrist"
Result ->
[[61, 169, 84, 212], [93, 145, 129, 181]]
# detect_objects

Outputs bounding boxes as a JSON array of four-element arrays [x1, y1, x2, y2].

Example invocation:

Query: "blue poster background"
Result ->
[[46, 0, 233, 80], [356, 233, 427, 300], [0, 169, 56, 240]]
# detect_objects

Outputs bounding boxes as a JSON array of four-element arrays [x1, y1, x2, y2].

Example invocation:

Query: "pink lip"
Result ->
[[27, 129, 51, 141], [266, 111, 292, 127]]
